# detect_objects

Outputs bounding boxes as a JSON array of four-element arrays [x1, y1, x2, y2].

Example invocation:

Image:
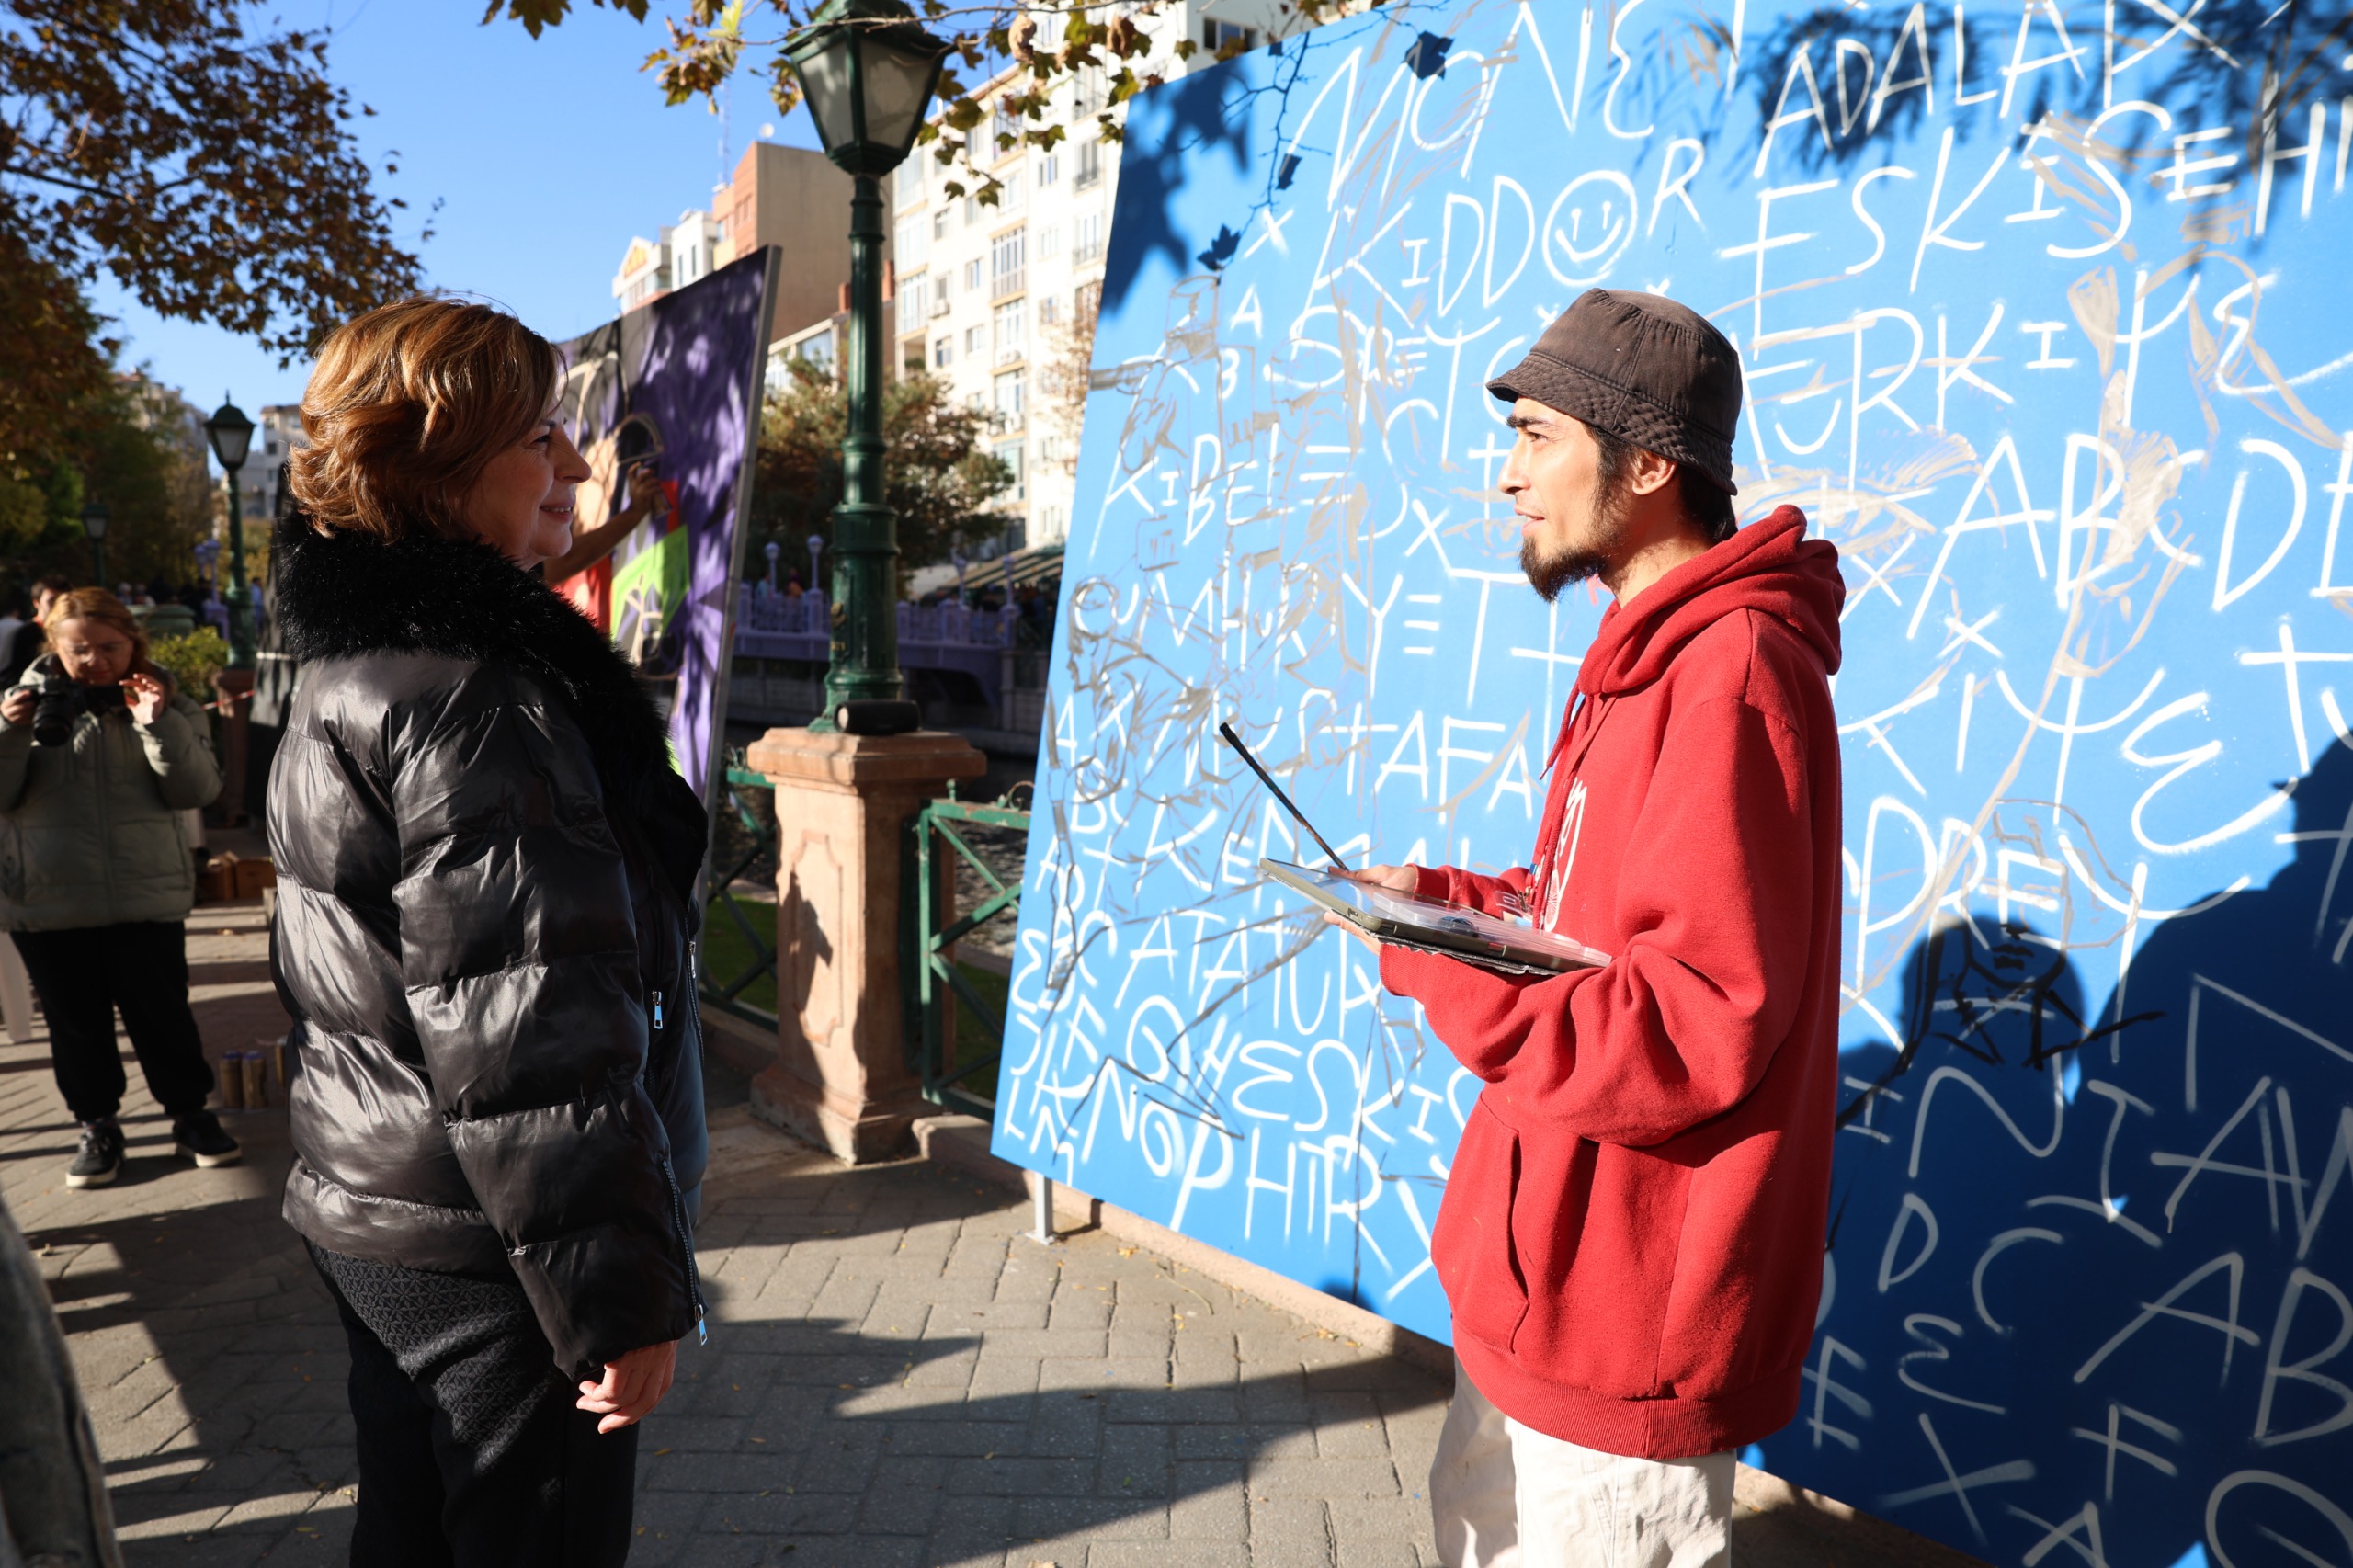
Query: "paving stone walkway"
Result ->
[[3, 903, 1452, 1566], [5, 903, 1973, 1568]]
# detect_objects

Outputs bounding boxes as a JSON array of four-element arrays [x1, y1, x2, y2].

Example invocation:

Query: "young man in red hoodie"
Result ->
[[1337, 290, 1846, 1566]]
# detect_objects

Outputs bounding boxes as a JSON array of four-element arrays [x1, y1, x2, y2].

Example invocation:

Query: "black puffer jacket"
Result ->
[[267, 516, 710, 1378]]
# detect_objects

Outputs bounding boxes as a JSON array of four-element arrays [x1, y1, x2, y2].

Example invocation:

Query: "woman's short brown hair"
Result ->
[[287, 297, 560, 541], [45, 588, 151, 674]]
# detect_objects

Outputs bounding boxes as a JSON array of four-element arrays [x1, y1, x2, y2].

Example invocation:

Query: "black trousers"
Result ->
[[12, 921, 212, 1123], [309, 1244, 638, 1568]]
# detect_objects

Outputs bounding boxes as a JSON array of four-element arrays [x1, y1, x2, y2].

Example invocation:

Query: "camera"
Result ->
[[30, 674, 125, 747]]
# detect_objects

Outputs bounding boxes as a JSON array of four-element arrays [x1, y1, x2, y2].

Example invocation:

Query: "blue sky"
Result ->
[[95, 0, 823, 416]]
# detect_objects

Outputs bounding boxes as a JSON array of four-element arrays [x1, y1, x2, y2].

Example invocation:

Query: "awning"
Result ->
[[969, 540, 1063, 590]]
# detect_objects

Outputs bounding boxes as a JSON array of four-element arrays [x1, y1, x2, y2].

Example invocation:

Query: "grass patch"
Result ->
[[700, 892, 779, 1016]]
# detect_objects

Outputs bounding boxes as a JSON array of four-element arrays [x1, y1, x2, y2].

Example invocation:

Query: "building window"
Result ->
[[1075, 138, 1102, 188], [1037, 503, 1066, 540], [995, 439, 1027, 502], [990, 227, 1027, 301], [893, 213, 926, 270], [1203, 19, 1259, 53], [994, 297, 1026, 365], [993, 97, 1021, 155], [934, 336, 953, 369], [1038, 224, 1061, 266], [900, 271, 928, 326], [933, 207, 950, 242], [965, 325, 984, 356], [797, 332, 835, 372], [1038, 153, 1060, 187], [895, 157, 925, 202], [963, 194, 980, 227], [1039, 292, 1063, 327], [1074, 212, 1106, 266], [994, 369, 1026, 428], [963, 257, 983, 293], [1074, 65, 1106, 117], [999, 165, 1026, 211]]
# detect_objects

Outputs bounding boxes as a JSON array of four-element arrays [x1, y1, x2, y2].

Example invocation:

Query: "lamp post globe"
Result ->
[[202, 396, 258, 671], [785, 0, 949, 733], [79, 500, 110, 589]]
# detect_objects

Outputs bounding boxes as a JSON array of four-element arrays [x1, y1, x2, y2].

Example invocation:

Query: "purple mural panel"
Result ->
[[551, 247, 777, 803]]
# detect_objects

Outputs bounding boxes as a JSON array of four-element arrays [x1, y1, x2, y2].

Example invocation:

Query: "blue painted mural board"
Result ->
[[995, 3, 2353, 1560]]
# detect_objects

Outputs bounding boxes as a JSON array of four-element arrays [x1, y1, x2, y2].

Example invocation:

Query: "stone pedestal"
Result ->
[[743, 727, 987, 1163]]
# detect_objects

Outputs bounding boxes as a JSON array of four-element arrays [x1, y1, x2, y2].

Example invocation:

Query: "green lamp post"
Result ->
[[785, 0, 949, 734], [202, 397, 257, 671]]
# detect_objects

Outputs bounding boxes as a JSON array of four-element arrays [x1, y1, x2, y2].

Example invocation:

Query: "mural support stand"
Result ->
[[1029, 1176, 1054, 1245]]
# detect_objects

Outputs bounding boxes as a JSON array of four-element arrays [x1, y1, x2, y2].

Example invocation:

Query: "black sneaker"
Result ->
[[172, 1111, 242, 1169], [67, 1121, 124, 1189]]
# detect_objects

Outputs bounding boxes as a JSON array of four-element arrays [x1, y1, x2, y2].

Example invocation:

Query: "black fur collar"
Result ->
[[273, 514, 704, 894]]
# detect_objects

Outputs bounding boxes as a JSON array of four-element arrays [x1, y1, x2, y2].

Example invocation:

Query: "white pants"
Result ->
[[1430, 1358, 1735, 1568]]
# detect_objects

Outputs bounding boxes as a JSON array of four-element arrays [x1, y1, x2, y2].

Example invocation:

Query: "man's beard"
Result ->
[[1519, 485, 1628, 603]]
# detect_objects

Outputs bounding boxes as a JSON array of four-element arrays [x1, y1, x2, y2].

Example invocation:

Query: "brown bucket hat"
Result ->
[[1486, 289, 1742, 494]]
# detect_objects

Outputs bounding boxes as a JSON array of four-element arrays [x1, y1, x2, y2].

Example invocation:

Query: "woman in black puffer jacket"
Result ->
[[267, 297, 708, 1567]]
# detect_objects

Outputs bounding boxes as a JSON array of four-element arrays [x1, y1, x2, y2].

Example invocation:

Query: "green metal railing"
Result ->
[[907, 786, 1031, 1117], [701, 764, 780, 1028]]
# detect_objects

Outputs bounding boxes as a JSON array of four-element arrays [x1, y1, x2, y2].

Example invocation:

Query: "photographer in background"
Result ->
[[0, 576, 74, 689], [0, 588, 235, 1187]]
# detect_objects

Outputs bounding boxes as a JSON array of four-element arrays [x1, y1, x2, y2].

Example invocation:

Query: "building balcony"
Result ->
[[990, 268, 1026, 301]]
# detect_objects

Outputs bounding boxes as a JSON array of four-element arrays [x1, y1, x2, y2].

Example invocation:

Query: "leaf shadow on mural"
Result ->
[[1782, 739, 2353, 1565], [1692, 0, 2353, 194]]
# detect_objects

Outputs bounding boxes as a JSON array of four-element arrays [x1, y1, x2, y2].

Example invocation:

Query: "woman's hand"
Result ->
[[0, 689, 32, 730], [576, 1339, 678, 1435], [1321, 863, 1420, 954], [121, 673, 165, 725]]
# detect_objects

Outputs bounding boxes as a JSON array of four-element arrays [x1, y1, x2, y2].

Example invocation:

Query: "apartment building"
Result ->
[[893, 0, 1296, 552], [608, 143, 863, 341], [605, 2, 1295, 555], [612, 210, 723, 312]]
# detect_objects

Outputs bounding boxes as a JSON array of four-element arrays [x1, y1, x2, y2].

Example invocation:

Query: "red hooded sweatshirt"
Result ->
[[1381, 506, 1845, 1460]]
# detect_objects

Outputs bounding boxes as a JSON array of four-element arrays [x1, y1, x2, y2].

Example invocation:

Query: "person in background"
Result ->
[[270, 296, 707, 1566], [0, 576, 71, 689], [0, 589, 234, 1187], [544, 460, 664, 583]]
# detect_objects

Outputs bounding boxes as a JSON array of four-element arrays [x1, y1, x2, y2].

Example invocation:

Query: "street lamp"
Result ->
[[78, 500, 109, 589], [786, 0, 949, 734], [202, 396, 256, 671]]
